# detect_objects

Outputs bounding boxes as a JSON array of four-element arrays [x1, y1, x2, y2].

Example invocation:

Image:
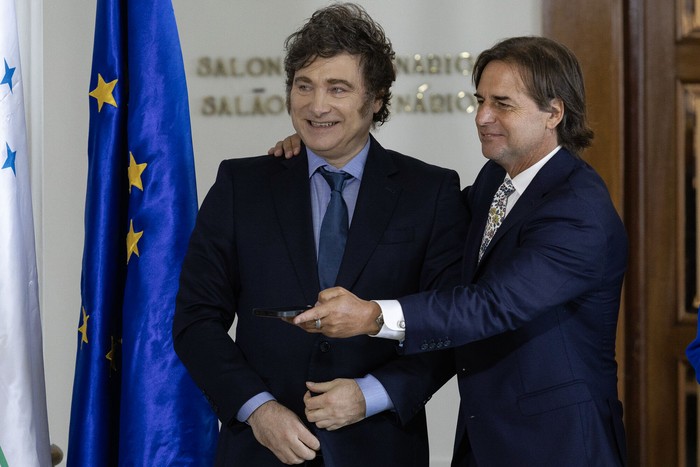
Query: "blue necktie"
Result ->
[[318, 168, 352, 289]]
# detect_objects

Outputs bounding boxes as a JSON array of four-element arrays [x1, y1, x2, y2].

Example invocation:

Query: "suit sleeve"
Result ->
[[371, 168, 467, 425], [172, 160, 268, 425], [398, 183, 626, 354]]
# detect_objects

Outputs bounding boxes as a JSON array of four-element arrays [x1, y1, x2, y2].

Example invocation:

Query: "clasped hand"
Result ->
[[248, 379, 367, 464], [305, 379, 366, 431], [248, 400, 320, 465], [249, 287, 376, 464]]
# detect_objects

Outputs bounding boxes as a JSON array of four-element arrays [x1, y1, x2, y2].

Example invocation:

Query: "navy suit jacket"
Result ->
[[173, 136, 467, 466], [399, 148, 628, 466]]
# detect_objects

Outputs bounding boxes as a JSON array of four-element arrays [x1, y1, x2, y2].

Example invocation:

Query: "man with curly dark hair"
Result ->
[[283, 3, 395, 127], [173, 4, 466, 466]]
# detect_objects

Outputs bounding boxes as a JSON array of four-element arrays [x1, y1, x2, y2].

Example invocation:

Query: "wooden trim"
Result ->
[[678, 42, 700, 80], [620, 0, 647, 464]]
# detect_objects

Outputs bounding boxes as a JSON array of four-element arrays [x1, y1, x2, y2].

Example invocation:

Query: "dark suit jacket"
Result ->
[[399, 148, 628, 466], [173, 136, 467, 466]]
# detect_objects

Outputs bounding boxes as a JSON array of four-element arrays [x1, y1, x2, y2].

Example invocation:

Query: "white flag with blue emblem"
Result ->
[[0, 0, 51, 466]]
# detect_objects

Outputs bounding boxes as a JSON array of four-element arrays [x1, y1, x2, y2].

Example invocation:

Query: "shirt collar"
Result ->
[[509, 145, 561, 195], [306, 138, 370, 181]]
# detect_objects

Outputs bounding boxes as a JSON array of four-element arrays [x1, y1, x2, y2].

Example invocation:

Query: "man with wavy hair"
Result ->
[[173, 4, 466, 466]]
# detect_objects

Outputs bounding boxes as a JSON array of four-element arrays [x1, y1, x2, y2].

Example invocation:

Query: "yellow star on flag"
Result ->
[[126, 219, 144, 264], [78, 306, 90, 346], [89, 73, 118, 112], [106, 336, 119, 373], [128, 152, 148, 193]]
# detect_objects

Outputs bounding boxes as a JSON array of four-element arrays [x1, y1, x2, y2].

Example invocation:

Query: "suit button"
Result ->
[[320, 341, 331, 352]]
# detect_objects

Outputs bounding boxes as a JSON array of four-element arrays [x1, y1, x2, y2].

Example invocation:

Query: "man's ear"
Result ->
[[372, 94, 383, 115], [546, 97, 564, 129]]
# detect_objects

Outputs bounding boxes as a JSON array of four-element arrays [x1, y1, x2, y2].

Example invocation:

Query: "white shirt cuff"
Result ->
[[371, 300, 406, 340]]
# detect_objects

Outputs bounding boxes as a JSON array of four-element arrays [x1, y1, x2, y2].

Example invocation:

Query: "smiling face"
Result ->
[[289, 53, 381, 168], [474, 60, 563, 177]]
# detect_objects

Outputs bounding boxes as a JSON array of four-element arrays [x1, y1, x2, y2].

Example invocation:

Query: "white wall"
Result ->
[[33, 1, 541, 465]]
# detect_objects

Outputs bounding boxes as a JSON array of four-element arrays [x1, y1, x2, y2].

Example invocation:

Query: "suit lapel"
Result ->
[[336, 137, 401, 289], [463, 164, 505, 277], [477, 148, 578, 266], [270, 152, 319, 305]]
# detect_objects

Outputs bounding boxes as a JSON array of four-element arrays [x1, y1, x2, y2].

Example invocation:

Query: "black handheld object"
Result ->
[[253, 305, 312, 318]]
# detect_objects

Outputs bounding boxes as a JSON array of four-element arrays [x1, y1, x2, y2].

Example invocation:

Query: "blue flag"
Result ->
[[67, 0, 218, 465]]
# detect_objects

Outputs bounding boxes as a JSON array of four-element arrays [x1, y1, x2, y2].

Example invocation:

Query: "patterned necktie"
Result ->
[[478, 177, 515, 262], [318, 167, 353, 289]]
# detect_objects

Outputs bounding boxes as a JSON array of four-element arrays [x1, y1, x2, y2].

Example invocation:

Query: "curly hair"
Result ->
[[472, 36, 594, 154], [283, 3, 396, 126]]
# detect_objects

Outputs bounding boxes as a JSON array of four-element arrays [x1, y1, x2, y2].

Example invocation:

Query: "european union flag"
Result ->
[[67, 0, 218, 465]]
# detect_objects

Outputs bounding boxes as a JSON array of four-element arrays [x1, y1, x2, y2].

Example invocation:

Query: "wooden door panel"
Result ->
[[544, 0, 700, 465]]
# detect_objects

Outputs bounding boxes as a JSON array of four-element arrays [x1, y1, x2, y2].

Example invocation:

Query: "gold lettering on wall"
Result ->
[[394, 52, 473, 76], [201, 95, 286, 116], [394, 84, 475, 114], [192, 52, 476, 117], [197, 57, 283, 77]]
